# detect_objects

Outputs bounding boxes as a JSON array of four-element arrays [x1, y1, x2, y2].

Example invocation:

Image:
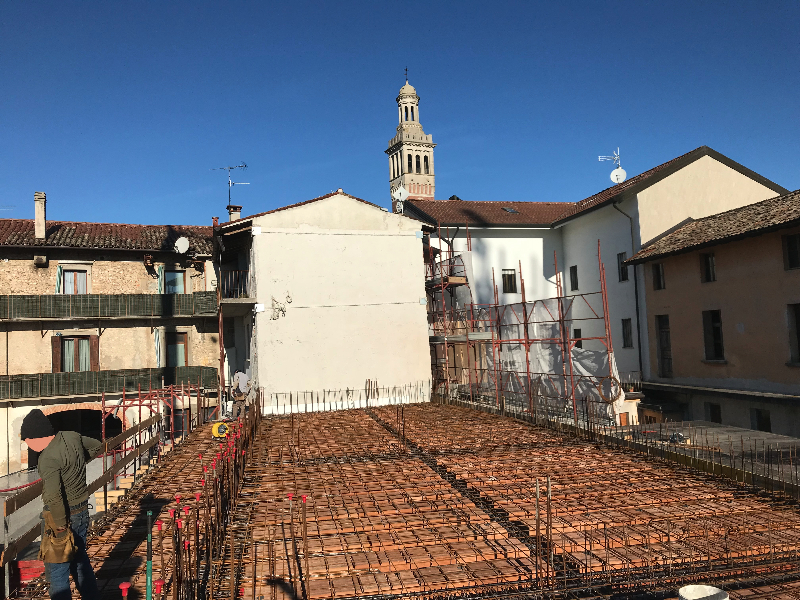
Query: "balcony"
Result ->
[[219, 270, 256, 316], [0, 291, 217, 321], [0, 366, 218, 400]]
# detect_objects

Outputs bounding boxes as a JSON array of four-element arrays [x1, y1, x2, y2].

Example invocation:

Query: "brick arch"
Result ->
[[42, 402, 130, 431]]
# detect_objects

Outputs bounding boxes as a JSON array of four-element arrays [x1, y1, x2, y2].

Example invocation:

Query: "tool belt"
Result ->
[[39, 508, 78, 564]]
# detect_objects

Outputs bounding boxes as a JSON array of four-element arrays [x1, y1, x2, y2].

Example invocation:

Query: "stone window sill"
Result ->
[[702, 359, 728, 365]]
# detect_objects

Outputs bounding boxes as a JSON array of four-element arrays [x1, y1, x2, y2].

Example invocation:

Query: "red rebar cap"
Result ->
[[184, 540, 190, 549], [195, 492, 201, 502], [177, 519, 183, 529], [168, 509, 175, 519], [216, 453, 221, 460], [302, 495, 307, 503], [119, 582, 131, 597], [211, 460, 216, 468], [183, 506, 191, 516], [155, 520, 163, 531], [203, 465, 208, 473], [174, 493, 182, 504], [154, 580, 164, 594], [242, 449, 246, 456], [287, 493, 293, 500], [198, 453, 203, 460]]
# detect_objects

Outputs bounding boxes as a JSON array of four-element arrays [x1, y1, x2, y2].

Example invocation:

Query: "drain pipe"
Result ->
[[612, 202, 643, 377]]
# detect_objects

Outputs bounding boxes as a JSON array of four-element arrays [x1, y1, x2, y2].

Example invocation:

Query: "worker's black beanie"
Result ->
[[20, 409, 55, 440]]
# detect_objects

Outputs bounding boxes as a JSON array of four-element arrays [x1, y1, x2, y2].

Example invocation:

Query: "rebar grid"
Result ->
[[227, 404, 800, 600]]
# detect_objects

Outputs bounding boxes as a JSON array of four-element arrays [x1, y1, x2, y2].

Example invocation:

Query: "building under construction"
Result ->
[[5, 228, 800, 600]]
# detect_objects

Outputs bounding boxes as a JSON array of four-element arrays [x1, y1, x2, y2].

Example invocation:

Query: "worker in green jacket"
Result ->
[[21, 409, 101, 600]]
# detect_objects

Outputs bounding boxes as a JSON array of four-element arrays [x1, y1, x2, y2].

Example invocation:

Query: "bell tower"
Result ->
[[386, 80, 436, 212]]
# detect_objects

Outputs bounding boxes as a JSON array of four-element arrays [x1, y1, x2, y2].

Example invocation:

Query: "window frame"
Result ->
[[702, 309, 725, 361], [784, 234, 800, 270], [652, 263, 665, 290], [164, 270, 187, 294], [700, 252, 716, 283], [621, 318, 634, 348], [573, 328, 582, 349], [501, 269, 517, 294], [655, 314, 673, 378], [569, 265, 579, 291], [424, 155, 429, 174], [788, 303, 800, 364], [166, 332, 189, 367], [415, 155, 421, 174], [407, 154, 413, 174], [617, 252, 629, 282], [61, 269, 88, 295]]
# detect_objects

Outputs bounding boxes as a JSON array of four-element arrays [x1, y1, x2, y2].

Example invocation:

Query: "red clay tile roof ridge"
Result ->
[[0, 217, 212, 230], [225, 190, 385, 224], [628, 188, 800, 263]]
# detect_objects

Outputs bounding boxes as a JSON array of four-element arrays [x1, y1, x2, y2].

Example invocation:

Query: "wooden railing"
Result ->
[[219, 270, 250, 298]]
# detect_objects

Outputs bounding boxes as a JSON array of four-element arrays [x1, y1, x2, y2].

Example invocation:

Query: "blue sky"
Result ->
[[2, 1, 798, 225]]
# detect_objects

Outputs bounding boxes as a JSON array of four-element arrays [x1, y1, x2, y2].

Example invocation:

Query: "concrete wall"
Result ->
[[444, 228, 563, 305], [250, 194, 431, 405], [642, 225, 800, 395]]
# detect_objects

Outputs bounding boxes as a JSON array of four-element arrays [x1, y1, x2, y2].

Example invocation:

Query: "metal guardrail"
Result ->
[[0, 291, 218, 320], [0, 366, 218, 400]]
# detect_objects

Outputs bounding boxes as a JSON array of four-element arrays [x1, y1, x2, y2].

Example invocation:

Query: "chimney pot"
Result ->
[[212, 216, 219, 227], [34, 192, 46, 239]]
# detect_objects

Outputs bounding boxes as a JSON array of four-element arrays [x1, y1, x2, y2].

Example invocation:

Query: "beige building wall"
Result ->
[[637, 155, 780, 245], [644, 224, 800, 394], [250, 194, 431, 409]]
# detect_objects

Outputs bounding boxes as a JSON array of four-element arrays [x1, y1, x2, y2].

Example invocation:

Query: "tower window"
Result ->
[[424, 156, 429, 174], [416, 155, 421, 174], [502, 269, 517, 294], [408, 154, 413, 174], [404, 106, 408, 121], [411, 106, 415, 121], [569, 265, 579, 291]]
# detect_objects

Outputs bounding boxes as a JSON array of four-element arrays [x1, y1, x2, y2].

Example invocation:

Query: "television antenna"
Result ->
[[599, 148, 626, 183], [213, 163, 250, 209], [392, 185, 409, 213]]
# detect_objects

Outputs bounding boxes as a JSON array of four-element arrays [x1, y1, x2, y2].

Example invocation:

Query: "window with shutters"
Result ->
[[621, 318, 633, 348], [52, 334, 99, 372], [501, 269, 517, 294], [167, 332, 188, 367], [702, 310, 725, 360]]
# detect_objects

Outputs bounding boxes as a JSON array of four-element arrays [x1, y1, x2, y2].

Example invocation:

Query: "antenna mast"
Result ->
[[213, 163, 250, 209], [599, 148, 627, 183]]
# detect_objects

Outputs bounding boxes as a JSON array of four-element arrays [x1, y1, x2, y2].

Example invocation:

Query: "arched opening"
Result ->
[[411, 106, 415, 121], [404, 106, 408, 121], [424, 155, 429, 174], [28, 409, 123, 468], [416, 155, 421, 174], [407, 154, 413, 174], [391, 155, 395, 178]]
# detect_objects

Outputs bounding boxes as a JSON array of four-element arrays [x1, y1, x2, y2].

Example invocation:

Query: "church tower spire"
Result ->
[[386, 80, 436, 212]]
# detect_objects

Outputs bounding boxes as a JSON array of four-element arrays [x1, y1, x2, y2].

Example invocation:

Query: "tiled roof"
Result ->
[[628, 189, 800, 264], [0, 219, 214, 254], [405, 146, 788, 228], [404, 199, 570, 226]]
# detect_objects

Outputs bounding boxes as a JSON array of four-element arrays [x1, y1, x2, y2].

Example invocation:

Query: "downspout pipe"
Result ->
[[612, 202, 643, 377]]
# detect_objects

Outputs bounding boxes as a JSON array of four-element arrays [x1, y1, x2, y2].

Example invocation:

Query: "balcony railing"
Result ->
[[0, 291, 217, 321], [219, 270, 250, 299], [0, 366, 218, 400]]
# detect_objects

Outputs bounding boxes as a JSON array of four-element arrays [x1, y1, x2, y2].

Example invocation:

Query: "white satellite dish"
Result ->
[[610, 167, 627, 184], [392, 185, 409, 202], [174, 236, 190, 254]]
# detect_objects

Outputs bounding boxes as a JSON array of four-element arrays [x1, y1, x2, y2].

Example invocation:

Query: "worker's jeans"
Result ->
[[46, 509, 99, 600]]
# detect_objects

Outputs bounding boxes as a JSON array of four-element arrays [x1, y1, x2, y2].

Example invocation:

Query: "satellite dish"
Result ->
[[392, 186, 409, 202], [610, 167, 627, 184], [174, 237, 190, 254]]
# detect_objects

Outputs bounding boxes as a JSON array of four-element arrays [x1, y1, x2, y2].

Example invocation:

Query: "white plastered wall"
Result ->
[[249, 194, 431, 411]]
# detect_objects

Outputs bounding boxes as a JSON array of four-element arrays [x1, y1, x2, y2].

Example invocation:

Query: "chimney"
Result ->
[[34, 192, 46, 239], [227, 205, 242, 222]]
